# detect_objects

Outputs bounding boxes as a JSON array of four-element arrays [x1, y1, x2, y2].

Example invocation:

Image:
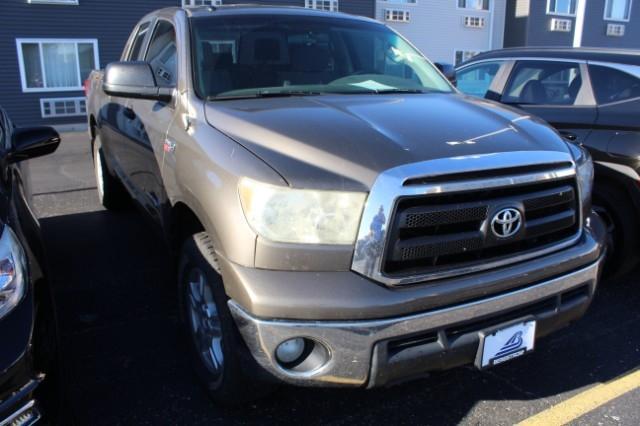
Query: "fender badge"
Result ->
[[163, 139, 176, 154]]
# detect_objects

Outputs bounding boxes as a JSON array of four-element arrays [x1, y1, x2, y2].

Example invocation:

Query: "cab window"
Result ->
[[456, 61, 503, 98], [145, 21, 177, 87], [588, 65, 640, 104], [503, 61, 584, 105], [127, 21, 151, 61]]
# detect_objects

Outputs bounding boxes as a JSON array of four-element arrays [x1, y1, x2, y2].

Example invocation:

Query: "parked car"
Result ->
[[455, 47, 640, 275], [86, 6, 606, 404], [0, 106, 62, 424]]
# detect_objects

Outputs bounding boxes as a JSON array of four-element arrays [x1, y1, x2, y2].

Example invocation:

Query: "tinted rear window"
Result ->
[[588, 64, 640, 104]]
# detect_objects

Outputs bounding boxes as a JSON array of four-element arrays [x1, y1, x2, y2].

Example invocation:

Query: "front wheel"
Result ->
[[178, 232, 276, 405]]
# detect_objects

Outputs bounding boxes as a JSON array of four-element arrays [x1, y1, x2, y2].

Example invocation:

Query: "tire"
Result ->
[[92, 133, 129, 210], [178, 232, 276, 405], [592, 182, 640, 278]]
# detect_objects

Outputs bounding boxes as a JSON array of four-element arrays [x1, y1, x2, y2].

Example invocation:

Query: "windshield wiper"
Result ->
[[325, 88, 430, 95], [372, 88, 427, 94], [208, 90, 322, 101]]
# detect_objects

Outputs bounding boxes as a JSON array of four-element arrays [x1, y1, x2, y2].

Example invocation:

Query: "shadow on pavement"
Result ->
[[40, 208, 640, 425]]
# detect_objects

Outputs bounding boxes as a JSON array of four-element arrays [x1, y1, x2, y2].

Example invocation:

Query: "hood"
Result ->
[[205, 93, 571, 191]]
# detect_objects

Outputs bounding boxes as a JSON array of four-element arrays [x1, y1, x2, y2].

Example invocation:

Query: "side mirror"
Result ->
[[434, 62, 457, 87], [103, 61, 173, 102], [10, 126, 60, 163]]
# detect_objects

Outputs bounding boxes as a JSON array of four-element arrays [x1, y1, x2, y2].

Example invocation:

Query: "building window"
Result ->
[[604, 0, 632, 21], [40, 97, 86, 118], [550, 18, 572, 31], [182, 0, 222, 5], [27, 0, 79, 4], [455, 50, 481, 65], [385, 9, 410, 22], [464, 16, 486, 27], [606, 23, 626, 36], [457, 0, 490, 11], [382, 0, 417, 4], [547, 0, 576, 16], [16, 39, 99, 93], [305, 0, 339, 11]]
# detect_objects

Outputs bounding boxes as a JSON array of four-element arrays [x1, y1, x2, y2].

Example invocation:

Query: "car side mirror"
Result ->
[[10, 126, 61, 163], [434, 62, 457, 87], [103, 61, 173, 102]]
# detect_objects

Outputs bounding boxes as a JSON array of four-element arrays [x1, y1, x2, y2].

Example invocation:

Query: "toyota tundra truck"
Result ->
[[85, 6, 606, 404]]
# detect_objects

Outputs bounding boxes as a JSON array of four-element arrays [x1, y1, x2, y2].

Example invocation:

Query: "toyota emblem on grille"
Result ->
[[491, 208, 522, 239]]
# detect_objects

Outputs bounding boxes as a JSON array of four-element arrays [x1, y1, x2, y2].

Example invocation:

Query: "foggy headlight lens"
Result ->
[[239, 178, 367, 244], [0, 226, 27, 320]]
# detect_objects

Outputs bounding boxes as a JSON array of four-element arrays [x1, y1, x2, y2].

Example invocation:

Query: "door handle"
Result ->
[[559, 131, 577, 141], [123, 106, 135, 120]]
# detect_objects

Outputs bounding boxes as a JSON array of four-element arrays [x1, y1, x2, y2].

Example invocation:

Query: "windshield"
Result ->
[[190, 14, 453, 99]]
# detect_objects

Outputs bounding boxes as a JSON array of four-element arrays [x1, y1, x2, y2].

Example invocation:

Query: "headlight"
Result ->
[[573, 145, 594, 218], [238, 178, 367, 244], [0, 225, 27, 320]]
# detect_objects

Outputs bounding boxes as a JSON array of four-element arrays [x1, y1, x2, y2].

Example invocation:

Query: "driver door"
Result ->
[[124, 19, 178, 222]]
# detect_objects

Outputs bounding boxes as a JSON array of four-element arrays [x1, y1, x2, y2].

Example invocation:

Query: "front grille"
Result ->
[[384, 177, 580, 277]]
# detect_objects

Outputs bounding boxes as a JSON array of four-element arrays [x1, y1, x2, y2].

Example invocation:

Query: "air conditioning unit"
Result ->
[[385, 9, 410, 22], [606, 23, 625, 37], [550, 18, 572, 32], [464, 16, 485, 28]]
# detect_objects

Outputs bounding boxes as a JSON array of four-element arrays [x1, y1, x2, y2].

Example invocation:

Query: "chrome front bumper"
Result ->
[[229, 256, 604, 387]]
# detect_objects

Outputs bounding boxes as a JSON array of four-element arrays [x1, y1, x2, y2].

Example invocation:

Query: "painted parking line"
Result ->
[[517, 368, 640, 426]]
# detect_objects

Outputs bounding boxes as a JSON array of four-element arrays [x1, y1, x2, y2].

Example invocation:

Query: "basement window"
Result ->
[[40, 97, 86, 118]]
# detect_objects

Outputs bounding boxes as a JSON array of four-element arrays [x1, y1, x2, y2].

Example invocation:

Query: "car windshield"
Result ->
[[190, 14, 453, 100]]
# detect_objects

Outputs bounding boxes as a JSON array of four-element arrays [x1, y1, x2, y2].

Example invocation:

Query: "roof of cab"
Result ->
[[460, 47, 640, 67], [150, 4, 377, 23]]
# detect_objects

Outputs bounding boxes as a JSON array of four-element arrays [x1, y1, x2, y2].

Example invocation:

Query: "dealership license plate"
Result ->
[[476, 320, 536, 369]]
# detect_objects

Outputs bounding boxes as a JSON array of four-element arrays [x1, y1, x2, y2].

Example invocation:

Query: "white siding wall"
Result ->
[[376, 0, 506, 64]]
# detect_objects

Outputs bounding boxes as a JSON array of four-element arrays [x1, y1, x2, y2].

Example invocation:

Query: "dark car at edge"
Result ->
[[0, 106, 62, 425]]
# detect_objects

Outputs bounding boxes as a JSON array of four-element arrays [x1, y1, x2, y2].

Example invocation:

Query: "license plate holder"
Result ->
[[475, 318, 536, 369]]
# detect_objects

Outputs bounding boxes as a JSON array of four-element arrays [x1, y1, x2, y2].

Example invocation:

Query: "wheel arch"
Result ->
[[593, 162, 640, 215], [169, 201, 207, 256]]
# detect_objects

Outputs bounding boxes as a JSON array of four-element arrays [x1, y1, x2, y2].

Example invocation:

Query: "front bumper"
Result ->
[[0, 382, 42, 426], [0, 289, 41, 426], [230, 255, 603, 387]]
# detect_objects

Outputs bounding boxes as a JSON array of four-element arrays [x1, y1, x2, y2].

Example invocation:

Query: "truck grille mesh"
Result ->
[[404, 206, 488, 228]]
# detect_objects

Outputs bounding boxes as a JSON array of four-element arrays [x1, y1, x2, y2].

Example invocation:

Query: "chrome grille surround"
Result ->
[[351, 151, 581, 286]]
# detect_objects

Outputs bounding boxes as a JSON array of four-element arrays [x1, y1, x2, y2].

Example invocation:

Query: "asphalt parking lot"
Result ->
[[29, 132, 640, 425]]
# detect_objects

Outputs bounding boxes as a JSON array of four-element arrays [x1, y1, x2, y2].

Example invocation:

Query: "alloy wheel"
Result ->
[[187, 267, 224, 381]]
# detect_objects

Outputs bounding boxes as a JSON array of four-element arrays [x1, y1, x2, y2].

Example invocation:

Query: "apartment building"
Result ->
[[376, 0, 506, 64], [504, 0, 640, 49]]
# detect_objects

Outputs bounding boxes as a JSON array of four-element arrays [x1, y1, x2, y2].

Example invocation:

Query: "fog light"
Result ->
[[276, 337, 305, 364]]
